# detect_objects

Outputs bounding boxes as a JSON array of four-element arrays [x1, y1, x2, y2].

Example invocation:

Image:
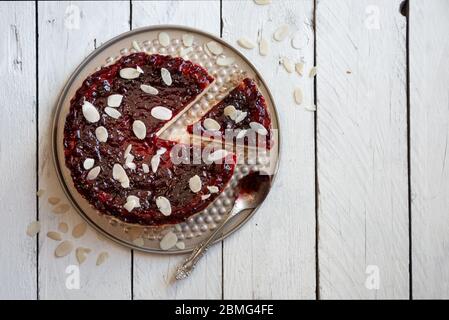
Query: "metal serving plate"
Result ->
[[52, 25, 280, 254]]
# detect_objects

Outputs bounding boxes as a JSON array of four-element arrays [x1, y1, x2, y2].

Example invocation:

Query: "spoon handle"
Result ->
[[175, 212, 234, 280]]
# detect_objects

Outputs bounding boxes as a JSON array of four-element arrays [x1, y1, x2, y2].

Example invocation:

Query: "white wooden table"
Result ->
[[1, 0, 448, 300]]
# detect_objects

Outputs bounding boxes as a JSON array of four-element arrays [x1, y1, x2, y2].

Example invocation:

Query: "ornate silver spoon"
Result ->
[[175, 171, 271, 280]]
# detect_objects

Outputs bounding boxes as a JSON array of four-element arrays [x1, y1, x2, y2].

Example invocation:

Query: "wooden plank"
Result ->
[[221, 0, 316, 299], [37, 1, 131, 299], [131, 0, 222, 299], [316, 0, 409, 298], [0, 1, 37, 300], [410, 0, 449, 299]]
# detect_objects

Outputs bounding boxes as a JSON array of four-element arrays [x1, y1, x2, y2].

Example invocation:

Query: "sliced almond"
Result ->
[[87, 166, 101, 180], [208, 149, 229, 162], [124, 144, 132, 158], [125, 153, 134, 164], [133, 238, 145, 247], [216, 56, 234, 66], [259, 38, 269, 56], [72, 222, 87, 239], [295, 62, 304, 76], [157, 147, 167, 155], [136, 66, 144, 74], [76, 247, 91, 265], [294, 87, 303, 105], [112, 164, 130, 188], [161, 68, 172, 86], [95, 126, 108, 142], [58, 222, 69, 233], [282, 57, 294, 73], [237, 37, 255, 49], [132, 120, 146, 140], [207, 41, 223, 55], [125, 162, 136, 170], [124, 195, 140, 212], [83, 158, 94, 170], [159, 231, 178, 250], [201, 194, 211, 200], [104, 107, 121, 119], [234, 111, 248, 124], [107, 94, 123, 107], [119, 67, 141, 80], [158, 32, 170, 47], [250, 122, 268, 135], [142, 163, 150, 173], [112, 164, 126, 181], [47, 231, 62, 241], [48, 196, 61, 205], [120, 175, 130, 189], [254, 0, 271, 4], [175, 241, 186, 250], [273, 25, 289, 41], [140, 84, 159, 95], [189, 175, 202, 193], [182, 33, 194, 47], [82, 101, 100, 123], [151, 106, 172, 121], [156, 196, 172, 216], [26, 221, 40, 237], [52, 203, 70, 214], [224, 105, 237, 118], [207, 186, 219, 193], [309, 66, 317, 78], [304, 105, 317, 112], [151, 154, 160, 173], [55, 240, 73, 258], [203, 118, 221, 131], [96, 252, 109, 266]]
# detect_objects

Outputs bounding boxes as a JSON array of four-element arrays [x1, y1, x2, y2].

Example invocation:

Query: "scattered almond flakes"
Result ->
[[304, 105, 317, 112], [26, 221, 40, 237], [273, 25, 289, 42], [36, 189, 45, 197], [96, 252, 109, 266], [72, 222, 87, 239], [52, 203, 70, 214], [76, 247, 91, 265], [58, 222, 69, 233], [282, 57, 294, 73], [48, 196, 61, 205], [309, 66, 317, 78], [55, 240, 73, 257], [294, 87, 303, 105], [47, 231, 62, 241], [295, 62, 304, 76], [237, 38, 255, 49]]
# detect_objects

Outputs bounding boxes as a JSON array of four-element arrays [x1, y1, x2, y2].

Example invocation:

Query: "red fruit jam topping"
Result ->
[[63, 53, 237, 226], [188, 78, 272, 148]]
